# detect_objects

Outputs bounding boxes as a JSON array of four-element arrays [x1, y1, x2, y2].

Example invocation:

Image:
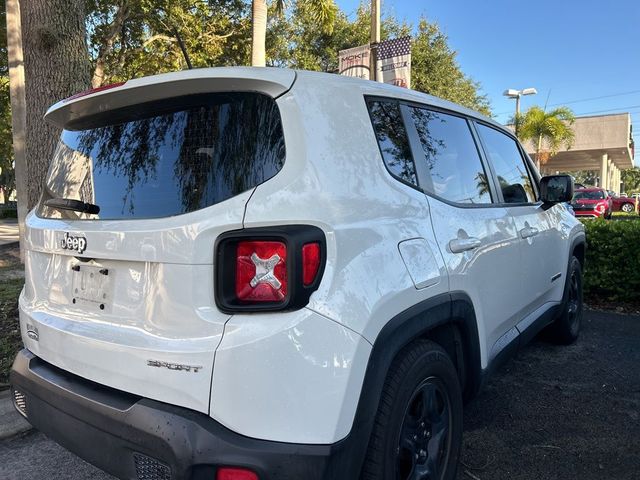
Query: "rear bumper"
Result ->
[[10, 349, 356, 480]]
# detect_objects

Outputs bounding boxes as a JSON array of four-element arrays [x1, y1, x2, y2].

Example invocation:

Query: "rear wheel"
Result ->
[[621, 203, 634, 213], [548, 256, 583, 344], [361, 340, 462, 480]]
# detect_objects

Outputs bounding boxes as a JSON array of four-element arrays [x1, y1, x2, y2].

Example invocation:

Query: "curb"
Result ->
[[0, 388, 32, 440]]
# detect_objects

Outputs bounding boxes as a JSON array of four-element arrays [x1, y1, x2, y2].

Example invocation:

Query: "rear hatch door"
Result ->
[[20, 68, 292, 413]]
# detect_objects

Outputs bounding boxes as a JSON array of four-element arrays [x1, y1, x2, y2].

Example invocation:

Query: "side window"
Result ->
[[476, 124, 537, 204], [410, 107, 492, 204], [367, 100, 418, 187]]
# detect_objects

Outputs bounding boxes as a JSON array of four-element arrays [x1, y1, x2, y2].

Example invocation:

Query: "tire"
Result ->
[[621, 203, 634, 213], [548, 256, 583, 344], [361, 340, 463, 480]]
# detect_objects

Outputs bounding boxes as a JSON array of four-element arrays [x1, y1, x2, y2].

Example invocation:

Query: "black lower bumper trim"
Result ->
[[9, 349, 356, 480]]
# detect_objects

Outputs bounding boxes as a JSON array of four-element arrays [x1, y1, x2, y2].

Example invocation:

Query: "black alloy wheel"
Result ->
[[565, 266, 581, 338], [361, 340, 462, 480], [396, 377, 452, 480], [547, 255, 583, 344]]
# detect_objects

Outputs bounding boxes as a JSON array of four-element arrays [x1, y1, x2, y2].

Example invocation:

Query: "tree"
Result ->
[[21, 0, 92, 209], [621, 167, 640, 193], [516, 106, 575, 171], [266, 7, 490, 115], [251, 0, 337, 67], [87, 0, 250, 87]]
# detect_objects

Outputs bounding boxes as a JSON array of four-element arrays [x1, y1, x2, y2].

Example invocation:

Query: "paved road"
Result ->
[[0, 219, 19, 246], [1, 310, 639, 480]]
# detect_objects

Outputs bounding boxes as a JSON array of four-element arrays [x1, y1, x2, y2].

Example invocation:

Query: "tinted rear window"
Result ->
[[38, 93, 285, 220]]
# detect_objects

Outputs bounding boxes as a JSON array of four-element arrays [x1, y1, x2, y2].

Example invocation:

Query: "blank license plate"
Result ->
[[71, 264, 113, 311]]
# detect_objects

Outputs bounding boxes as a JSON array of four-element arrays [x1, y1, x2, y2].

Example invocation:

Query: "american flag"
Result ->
[[376, 36, 411, 61]]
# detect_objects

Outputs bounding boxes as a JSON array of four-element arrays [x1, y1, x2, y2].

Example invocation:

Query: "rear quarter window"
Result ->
[[367, 99, 418, 188]]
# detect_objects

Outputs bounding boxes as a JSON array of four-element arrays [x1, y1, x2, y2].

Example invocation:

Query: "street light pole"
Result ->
[[504, 87, 537, 136]]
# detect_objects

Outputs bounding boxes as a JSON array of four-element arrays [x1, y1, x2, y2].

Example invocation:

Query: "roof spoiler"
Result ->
[[44, 67, 296, 129]]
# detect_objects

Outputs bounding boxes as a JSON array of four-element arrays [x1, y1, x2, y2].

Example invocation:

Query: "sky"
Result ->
[[336, 0, 640, 161]]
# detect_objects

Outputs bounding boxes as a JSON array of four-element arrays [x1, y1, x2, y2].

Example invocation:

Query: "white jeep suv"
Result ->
[[10, 67, 585, 480]]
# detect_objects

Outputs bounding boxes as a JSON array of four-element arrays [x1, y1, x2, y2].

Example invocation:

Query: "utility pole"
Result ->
[[370, 0, 380, 82]]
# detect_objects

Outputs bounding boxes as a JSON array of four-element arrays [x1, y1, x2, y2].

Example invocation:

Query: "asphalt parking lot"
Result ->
[[0, 309, 638, 480]]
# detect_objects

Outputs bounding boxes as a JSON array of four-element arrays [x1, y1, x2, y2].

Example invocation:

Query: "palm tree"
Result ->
[[251, 0, 337, 67], [516, 106, 575, 172]]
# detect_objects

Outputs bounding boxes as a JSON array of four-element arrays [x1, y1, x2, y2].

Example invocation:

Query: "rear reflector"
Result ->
[[302, 242, 321, 286], [236, 241, 287, 302], [217, 468, 259, 480]]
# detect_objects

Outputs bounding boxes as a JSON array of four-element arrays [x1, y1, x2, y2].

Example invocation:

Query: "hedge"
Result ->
[[0, 208, 17, 219], [581, 218, 640, 302]]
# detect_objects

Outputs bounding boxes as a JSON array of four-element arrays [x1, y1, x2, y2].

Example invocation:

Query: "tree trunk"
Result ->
[[6, 0, 28, 258], [91, 2, 129, 88], [251, 0, 267, 67], [21, 0, 91, 211], [535, 134, 543, 172]]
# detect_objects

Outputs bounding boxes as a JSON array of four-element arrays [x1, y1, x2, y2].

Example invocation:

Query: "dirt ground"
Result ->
[[456, 309, 640, 480]]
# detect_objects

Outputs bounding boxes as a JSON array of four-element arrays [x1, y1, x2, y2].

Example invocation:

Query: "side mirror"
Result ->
[[540, 175, 574, 204]]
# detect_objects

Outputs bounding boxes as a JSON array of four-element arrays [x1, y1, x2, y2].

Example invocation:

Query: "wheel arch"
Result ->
[[571, 235, 586, 270], [328, 292, 482, 479]]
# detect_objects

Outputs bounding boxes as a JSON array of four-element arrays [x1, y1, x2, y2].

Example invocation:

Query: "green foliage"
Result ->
[[266, 5, 489, 114], [516, 106, 575, 166], [0, 277, 23, 385], [0, 207, 17, 219], [581, 218, 640, 302], [562, 170, 597, 187], [621, 167, 640, 193], [86, 0, 252, 84]]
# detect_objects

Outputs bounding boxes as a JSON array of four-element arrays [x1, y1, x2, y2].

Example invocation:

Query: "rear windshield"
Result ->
[[38, 93, 285, 220], [573, 190, 605, 201]]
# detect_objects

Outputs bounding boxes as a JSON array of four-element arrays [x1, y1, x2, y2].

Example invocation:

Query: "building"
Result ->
[[521, 113, 634, 193]]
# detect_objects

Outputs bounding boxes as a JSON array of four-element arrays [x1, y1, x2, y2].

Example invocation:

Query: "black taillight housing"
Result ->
[[215, 225, 326, 313]]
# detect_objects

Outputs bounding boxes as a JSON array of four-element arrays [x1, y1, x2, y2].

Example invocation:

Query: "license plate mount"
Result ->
[[71, 264, 113, 311]]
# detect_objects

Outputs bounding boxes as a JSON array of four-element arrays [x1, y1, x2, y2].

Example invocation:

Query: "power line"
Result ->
[[547, 90, 640, 108], [573, 105, 640, 116], [494, 89, 640, 116]]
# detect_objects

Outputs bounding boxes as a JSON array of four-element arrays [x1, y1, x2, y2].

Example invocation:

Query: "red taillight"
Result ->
[[217, 467, 259, 480], [302, 242, 321, 286], [216, 226, 325, 312], [235, 241, 287, 302], [63, 82, 126, 103]]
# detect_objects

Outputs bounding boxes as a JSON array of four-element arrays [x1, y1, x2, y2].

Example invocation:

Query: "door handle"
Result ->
[[520, 227, 539, 239], [449, 237, 481, 253]]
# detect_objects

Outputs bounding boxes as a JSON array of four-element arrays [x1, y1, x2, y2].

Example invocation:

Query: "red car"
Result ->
[[607, 190, 637, 213], [571, 188, 613, 219]]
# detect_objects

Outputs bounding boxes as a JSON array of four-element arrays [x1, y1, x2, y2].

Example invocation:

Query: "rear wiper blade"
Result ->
[[44, 198, 100, 215]]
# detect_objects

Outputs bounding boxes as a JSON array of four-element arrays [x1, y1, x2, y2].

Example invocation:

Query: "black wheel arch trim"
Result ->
[[339, 291, 482, 479], [569, 234, 586, 268]]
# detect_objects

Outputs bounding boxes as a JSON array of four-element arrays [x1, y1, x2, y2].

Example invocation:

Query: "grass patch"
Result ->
[[612, 211, 640, 219], [0, 277, 23, 386]]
